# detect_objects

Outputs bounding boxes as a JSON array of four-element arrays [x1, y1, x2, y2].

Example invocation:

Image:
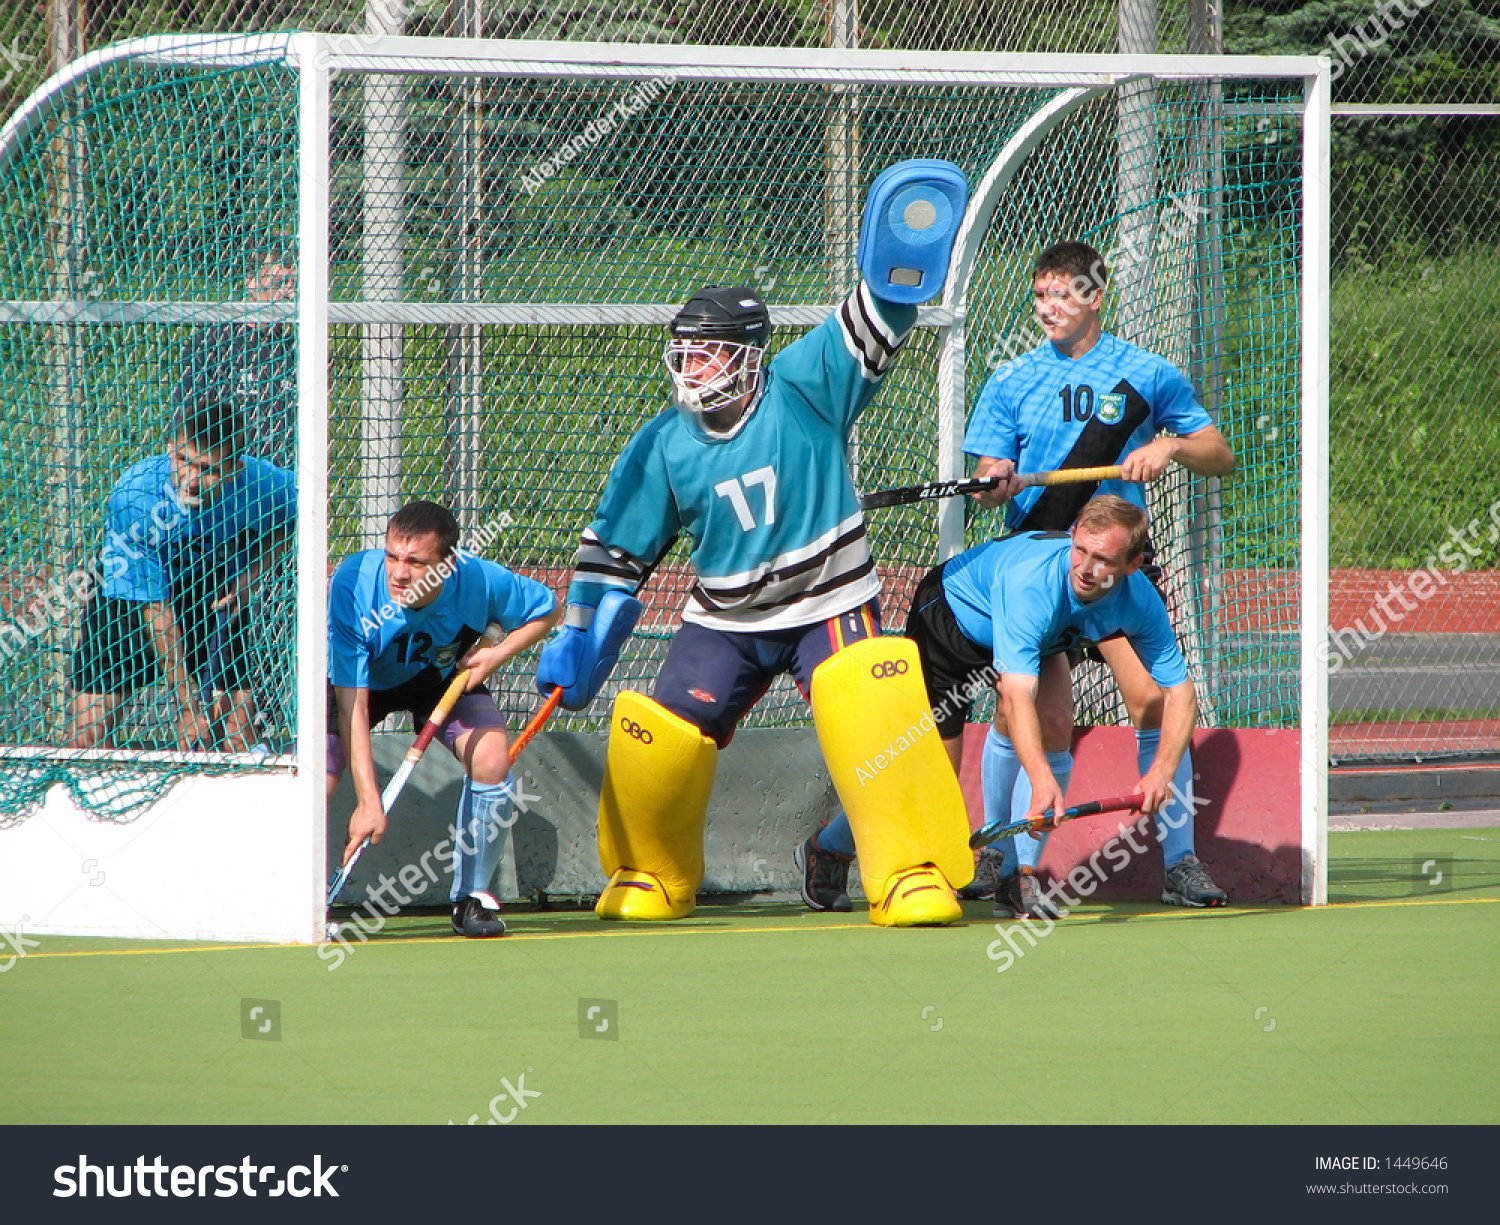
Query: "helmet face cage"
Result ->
[[664, 287, 770, 434], [663, 338, 764, 419]]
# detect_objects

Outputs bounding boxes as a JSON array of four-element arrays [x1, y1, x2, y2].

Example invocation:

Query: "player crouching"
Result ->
[[327, 501, 559, 937], [898, 496, 1227, 917], [537, 161, 977, 926]]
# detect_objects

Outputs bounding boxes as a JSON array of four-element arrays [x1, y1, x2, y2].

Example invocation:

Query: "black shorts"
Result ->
[[903, 563, 995, 741], [652, 602, 882, 748], [325, 673, 503, 778], [70, 589, 251, 696], [324, 671, 495, 736]]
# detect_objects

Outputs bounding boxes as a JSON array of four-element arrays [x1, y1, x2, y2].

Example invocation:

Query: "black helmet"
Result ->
[[668, 287, 770, 348]]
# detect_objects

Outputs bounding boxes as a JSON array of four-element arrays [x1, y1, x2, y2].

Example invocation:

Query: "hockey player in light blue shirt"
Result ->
[[903, 497, 1224, 918], [327, 500, 559, 938], [68, 400, 295, 751], [964, 241, 1233, 531], [958, 241, 1234, 907]]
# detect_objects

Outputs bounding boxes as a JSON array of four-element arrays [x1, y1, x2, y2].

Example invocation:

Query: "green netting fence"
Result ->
[[0, 37, 1308, 824]]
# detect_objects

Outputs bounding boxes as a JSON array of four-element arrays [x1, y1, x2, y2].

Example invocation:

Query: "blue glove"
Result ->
[[856, 159, 968, 304], [536, 626, 587, 708], [536, 589, 643, 711]]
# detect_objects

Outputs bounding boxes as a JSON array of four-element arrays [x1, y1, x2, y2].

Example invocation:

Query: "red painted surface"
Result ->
[[1218, 568, 1500, 634], [15, 555, 1490, 636], [519, 561, 932, 629], [521, 563, 1500, 636], [957, 725, 1304, 905], [1330, 719, 1500, 757], [1214, 569, 1297, 633], [1326, 568, 1500, 635], [515, 562, 1500, 756]]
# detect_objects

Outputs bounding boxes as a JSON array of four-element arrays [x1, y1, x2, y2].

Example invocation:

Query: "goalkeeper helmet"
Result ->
[[664, 287, 770, 438]]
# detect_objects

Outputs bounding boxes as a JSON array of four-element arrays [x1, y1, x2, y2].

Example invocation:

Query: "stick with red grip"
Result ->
[[968, 794, 1146, 850], [329, 622, 505, 904]]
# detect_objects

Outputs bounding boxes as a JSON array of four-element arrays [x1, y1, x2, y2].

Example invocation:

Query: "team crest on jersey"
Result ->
[[434, 642, 461, 670], [1097, 393, 1127, 425]]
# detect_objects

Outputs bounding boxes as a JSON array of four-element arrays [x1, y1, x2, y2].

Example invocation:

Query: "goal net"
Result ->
[[0, 35, 1329, 936]]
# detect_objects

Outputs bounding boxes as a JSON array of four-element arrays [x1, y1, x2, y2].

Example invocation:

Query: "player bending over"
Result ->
[[536, 161, 976, 926], [69, 399, 295, 751], [902, 496, 1224, 918], [327, 501, 559, 937], [958, 239, 1233, 902]]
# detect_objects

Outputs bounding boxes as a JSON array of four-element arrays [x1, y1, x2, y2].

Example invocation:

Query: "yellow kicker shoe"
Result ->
[[595, 868, 696, 921], [867, 864, 963, 927]]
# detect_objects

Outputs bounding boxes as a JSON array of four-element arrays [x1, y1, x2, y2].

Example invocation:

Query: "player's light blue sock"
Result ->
[[980, 727, 1025, 874], [816, 811, 857, 857], [1137, 730, 1196, 867], [450, 776, 514, 901], [1000, 748, 1074, 875]]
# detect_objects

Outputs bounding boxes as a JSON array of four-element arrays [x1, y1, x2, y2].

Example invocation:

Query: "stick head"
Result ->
[[969, 819, 1031, 850]]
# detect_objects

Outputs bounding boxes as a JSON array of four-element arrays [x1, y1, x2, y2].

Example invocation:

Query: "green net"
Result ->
[[329, 71, 1055, 733], [0, 43, 300, 823], [0, 38, 1309, 824], [320, 59, 1304, 737], [960, 81, 1304, 731]]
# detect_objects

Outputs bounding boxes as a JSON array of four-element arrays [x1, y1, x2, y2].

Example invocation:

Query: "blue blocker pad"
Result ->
[[856, 159, 969, 304], [538, 587, 643, 710]]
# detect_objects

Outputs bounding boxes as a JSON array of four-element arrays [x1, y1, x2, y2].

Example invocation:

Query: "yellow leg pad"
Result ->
[[596, 691, 717, 921], [810, 637, 973, 926]]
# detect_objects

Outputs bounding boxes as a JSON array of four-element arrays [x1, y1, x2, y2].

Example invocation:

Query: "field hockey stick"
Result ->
[[859, 465, 1128, 511], [330, 542, 670, 903], [198, 599, 229, 731], [199, 607, 229, 707], [968, 793, 1145, 850], [328, 621, 505, 904], [484, 533, 672, 765], [188, 605, 232, 750], [859, 477, 999, 510], [510, 685, 563, 760]]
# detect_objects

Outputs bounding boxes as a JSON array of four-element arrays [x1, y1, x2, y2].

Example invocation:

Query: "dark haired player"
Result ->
[[327, 500, 558, 937], [69, 400, 295, 751], [537, 161, 978, 926], [960, 240, 1233, 907]]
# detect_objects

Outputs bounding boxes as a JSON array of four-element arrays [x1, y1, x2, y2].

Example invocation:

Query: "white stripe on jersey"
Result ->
[[574, 527, 646, 592], [837, 283, 906, 381], [683, 510, 880, 631], [697, 510, 868, 589]]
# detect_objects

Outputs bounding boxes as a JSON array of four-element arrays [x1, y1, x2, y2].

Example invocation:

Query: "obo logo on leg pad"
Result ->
[[870, 659, 909, 679], [619, 717, 654, 743]]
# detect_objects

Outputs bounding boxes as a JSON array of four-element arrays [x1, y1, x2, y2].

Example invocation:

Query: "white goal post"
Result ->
[[0, 35, 1330, 944]]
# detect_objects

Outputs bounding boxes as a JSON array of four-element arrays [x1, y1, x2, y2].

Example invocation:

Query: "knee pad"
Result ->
[[597, 691, 717, 920], [810, 637, 972, 925]]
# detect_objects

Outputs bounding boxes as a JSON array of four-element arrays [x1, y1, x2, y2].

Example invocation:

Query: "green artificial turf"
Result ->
[[2, 829, 1496, 1125]]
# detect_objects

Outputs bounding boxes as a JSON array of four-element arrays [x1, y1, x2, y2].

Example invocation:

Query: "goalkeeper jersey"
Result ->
[[941, 531, 1188, 686], [567, 283, 917, 632], [328, 549, 556, 692], [962, 332, 1212, 532]]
